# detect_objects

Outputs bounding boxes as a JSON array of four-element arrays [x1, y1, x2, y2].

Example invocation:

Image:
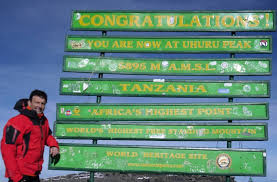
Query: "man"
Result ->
[[1, 90, 59, 182]]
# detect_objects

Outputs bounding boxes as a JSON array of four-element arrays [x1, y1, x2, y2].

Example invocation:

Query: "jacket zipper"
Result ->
[[38, 120, 43, 172]]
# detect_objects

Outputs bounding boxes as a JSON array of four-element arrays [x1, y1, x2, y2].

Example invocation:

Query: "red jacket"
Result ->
[[1, 99, 59, 182]]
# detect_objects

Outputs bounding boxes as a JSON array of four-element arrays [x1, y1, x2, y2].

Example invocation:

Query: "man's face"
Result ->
[[28, 96, 46, 114]]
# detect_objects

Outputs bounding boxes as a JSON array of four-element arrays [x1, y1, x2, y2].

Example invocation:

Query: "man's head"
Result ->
[[28, 89, 47, 114]]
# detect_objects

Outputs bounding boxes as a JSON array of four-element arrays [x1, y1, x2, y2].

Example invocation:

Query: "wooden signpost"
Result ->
[[54, 122, 268, 141], [65, 36, 272, 53], [50, 10, 275, 182], [63, 56, 271, 75], [49, 144, 266, 176]]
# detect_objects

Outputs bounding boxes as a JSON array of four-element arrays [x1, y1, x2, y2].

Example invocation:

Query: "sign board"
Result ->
[[63, 56, 271, 75], [71, 11, 275, 31], [49, 144, 266, 176], [54, 122, 268, 141], [60, 79, 269, 98], [65, 36, 272, 53], [56, 103, 268, 121]]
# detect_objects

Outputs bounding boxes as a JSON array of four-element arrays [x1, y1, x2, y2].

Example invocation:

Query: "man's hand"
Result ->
[[50, 147, 59, 157], [50, 147, 60, 166]]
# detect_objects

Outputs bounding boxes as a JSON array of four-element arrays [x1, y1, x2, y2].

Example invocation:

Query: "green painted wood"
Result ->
[[63, 56, 271, 75], [56, 103, 269, 121], [65, 36, 272, 53], [49, 144, 266, 176], [54, 122, 268, 141], [71, 10, 275, 31], [60, 79, 270, 98]]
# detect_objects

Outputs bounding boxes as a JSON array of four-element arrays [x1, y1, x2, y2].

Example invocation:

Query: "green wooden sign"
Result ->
[[71, 10, 275, 31], [49, 144, 266, 176], [56, 103, 268, 121], [54, 122, 267, 141], [60, 79, 269, 98], [65, 36, 272, 53], [63, 56, 271, 76]]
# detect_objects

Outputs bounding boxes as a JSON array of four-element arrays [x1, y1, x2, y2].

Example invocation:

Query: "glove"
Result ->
[[50, 153, 60, 166]]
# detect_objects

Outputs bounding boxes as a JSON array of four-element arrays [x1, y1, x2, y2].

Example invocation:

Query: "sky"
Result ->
[[0, 0, 276, 181]]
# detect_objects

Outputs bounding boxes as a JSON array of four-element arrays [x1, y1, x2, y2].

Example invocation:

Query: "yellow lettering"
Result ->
[[172, 41, 179, 48], [215, 16, 220, 27], [244, 41, 251, 48], [152, 41, 161, 48], [205, 41, 212, 48], [127, 41, 133, 48], [202, 15, 214, 27], [120, 84, 130, 91], [178, 15, 191, 27], [136, 41, 143, 48], [87, 40, 94, 48], [79, 15, 90, 26], [190, 15, 201, 27], [222, 15, 235, 27], [222, 41, 229, 48], [125, 109, 132, 116], [165, 41, 172, 48], [189, 154, 207, 160], [168, 63, 177, 70], [91, 15, 104, 26], [154, 15, 166, 26], [116, 15, 128, 26], [205, 63, 216, 71], [177, 85, 188, 92], [248, 15, 260, 27], [143, 84, 153, 92], [131, 84, 142, 92], [197, 85, 207, 92], [66, 128, 73, 133], [236, 41, 243, 48], [118, 109, 124, 116], [142, 16, 154, 27], [112, 40, 119, 48], [165, 85, 176, 92], [150, 63, 161, 71], [236, 15, 247, 27], [155, 85, 164, 92], [181, 64, 191, 70], [193, 64, 202, 71], [129, 15, 141, 27], [104, 15, 116, 26], [183, 41, 189, 48], [213, 41, 220, 48], [92, 109, 103, 116], [167, 16, 177, 26]]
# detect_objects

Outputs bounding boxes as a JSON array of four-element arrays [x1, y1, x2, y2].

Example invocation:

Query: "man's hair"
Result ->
[[29, 89, 48, 103]]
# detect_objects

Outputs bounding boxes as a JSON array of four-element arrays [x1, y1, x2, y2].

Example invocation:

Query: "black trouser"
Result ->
[[9, 175, 40, 182]]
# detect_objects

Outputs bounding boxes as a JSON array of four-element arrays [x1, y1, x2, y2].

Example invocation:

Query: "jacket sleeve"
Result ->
[[1, 122, 23, 182], [45, 125, 59, 149]]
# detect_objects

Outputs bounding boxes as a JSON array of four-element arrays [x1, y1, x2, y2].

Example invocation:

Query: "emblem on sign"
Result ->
[[259, 40, 268, 47], [73, 107, 80, 116], [70, 40, 86, 49], [216, 153, 232, 169], [65, 110, 72, 116]]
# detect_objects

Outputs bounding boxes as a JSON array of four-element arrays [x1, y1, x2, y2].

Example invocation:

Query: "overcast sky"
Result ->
[[0, 0, 276, 182]]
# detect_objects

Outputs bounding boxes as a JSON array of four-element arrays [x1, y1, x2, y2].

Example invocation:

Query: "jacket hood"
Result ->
[[13, 98, 46, 125], [13, 98, 29, 112]]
